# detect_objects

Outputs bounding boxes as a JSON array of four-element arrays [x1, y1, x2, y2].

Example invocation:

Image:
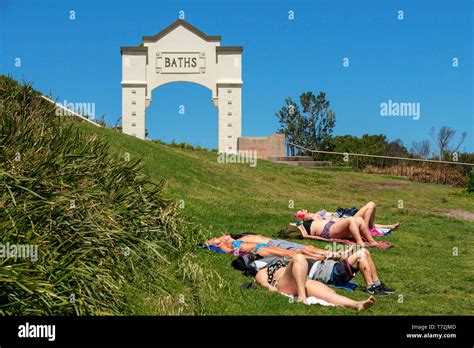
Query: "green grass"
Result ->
[[80, 123, 474, 315]]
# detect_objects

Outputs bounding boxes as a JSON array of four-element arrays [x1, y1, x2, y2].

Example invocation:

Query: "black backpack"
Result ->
[[230, 232, 257, 240], [335, 207, 359, 218], [231, 255, 282, 277]]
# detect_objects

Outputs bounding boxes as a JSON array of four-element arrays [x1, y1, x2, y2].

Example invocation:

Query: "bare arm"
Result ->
[[298, 225, 323, 240], [297, 224, 310, 238], [300, 249, 327, 260], [256, 246, 295, 258], [218, 244, 234, 254]]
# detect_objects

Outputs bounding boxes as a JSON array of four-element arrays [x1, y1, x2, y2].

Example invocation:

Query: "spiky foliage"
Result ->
[[0, 76, 206, 315]]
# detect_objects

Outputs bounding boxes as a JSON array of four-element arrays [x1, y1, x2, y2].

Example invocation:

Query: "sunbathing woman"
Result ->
[[208, 236, 296, 258], [249, 254, 375, 311], [300, 202, 400, 230], [292, 210, 381, 246], [207, 235, 353, 259]]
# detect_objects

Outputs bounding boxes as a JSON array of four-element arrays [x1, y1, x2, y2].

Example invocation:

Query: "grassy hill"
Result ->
[[78, 121, 474, 316]]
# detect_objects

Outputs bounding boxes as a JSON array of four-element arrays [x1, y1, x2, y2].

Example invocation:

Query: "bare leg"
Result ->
[[354, 202, 376, 229], [362, 248, 379, 282], [355, 216, 377, 244], [329, 217, 365, 245], [276, 254, 308, 303], [305, 280, 375, 311], [374, 222, 401, 230], [354, 202, 400, 229], [347, 249, 379, 286]]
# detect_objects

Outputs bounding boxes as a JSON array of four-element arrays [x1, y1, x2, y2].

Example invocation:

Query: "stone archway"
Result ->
[[120, 19, 243, 153]]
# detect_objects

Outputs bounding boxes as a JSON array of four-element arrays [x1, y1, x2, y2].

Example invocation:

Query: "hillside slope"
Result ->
[[80, 122, 474, 316], [0, 77, 217, 315]]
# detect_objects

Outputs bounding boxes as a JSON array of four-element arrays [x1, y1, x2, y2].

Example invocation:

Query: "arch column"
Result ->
[[121, 46, 148, 139], [217, 84, 241, 154]]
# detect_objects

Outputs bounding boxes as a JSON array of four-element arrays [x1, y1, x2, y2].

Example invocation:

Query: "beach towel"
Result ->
[[308, 235, 393, 249], [281, 293, 335, 306], [197, 244, 227, 254], [370, 227, 392, 236], [198, 243, 248, 256], [331, 281, 358, 291]]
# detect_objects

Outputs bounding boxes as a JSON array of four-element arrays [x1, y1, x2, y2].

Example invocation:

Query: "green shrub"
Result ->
[[0, 76, 204, 315], [467, 171, 474, 193]]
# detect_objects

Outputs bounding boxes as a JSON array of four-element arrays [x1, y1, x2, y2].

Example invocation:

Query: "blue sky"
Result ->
[[1, 0, 473, 152]]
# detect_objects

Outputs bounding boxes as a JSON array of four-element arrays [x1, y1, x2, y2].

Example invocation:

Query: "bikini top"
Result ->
[[266, 260, 287, 285], [231, 240, 243, 249], [303, 220, 313, 233]]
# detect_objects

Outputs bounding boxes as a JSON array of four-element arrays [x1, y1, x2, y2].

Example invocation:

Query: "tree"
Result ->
[[410, 140, 432, 159], [387, 139, 409, 158], [276, 91, 336, 151], [430, 126, 467, 160], [275, 97, 304, 151]]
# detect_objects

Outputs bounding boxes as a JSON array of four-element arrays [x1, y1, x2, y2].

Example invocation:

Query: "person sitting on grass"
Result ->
[[299, 201, 400, 231], [206, 234, 353, 260], [232, 253, 376, 311], [306, 247, 394, 295]]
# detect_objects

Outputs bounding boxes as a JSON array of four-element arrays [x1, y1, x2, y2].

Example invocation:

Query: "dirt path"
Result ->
[[444, 209, 474, 221]]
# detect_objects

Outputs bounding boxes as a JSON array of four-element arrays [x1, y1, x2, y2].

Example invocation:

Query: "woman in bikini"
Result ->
[[301, 202, 400, 230], [207, 235, 353, 259], [253, 254, 375, 311], [207, 236, 297, 258], [294, 210, 380, 246]]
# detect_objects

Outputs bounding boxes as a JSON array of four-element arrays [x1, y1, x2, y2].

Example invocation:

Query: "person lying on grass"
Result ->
[[206, 234, 354, 260], [232, 246, 395, 296], [297, 201, 400, 231], [232, 253, 375, 311], [291, 210, 383, 246]]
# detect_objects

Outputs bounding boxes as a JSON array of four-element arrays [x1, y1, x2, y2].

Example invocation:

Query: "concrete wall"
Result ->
[[238, 134, 285, 160]]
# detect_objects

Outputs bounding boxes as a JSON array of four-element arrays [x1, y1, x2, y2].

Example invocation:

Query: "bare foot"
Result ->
[[366, 240, 380, 247], [377, 222, 400, 230], [357, 296, 375, 311], [391, 222, 400, 230]]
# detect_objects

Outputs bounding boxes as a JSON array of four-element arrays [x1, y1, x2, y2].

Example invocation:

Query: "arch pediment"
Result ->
[[142, 19, 221, 43]]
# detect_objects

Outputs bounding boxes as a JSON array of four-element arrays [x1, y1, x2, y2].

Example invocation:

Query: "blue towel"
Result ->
[[197, 244, 227, 254], [207, 245, 227, 254], [331, 281, 358, 291]]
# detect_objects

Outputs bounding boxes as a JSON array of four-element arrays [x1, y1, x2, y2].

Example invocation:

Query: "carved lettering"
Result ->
[[157, 53, 203, 73]]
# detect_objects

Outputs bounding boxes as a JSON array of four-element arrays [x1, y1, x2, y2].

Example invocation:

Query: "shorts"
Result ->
[[268, 239, 304, 251], [328, 259, 357, 286], [307, 259, 337, 283]]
